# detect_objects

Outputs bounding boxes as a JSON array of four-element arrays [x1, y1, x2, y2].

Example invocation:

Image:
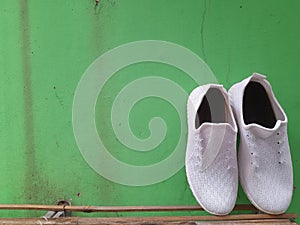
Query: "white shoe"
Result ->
[[228, 73, 293, 214], [186, 84, 238, 215]]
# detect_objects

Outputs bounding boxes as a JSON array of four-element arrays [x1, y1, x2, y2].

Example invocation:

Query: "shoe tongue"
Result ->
[[198, 123, 235, 171], [247, 120, 282, 138]]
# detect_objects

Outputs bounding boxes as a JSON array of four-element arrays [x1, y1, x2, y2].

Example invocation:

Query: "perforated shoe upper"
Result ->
[[186, 84, 238, 215], [228, 73, 293, 214]]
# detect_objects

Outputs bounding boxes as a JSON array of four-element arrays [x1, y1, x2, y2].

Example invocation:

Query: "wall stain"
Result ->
[[19, 1, 62, 210], [90, 0, 117, 208], [19, 0, 38, 203], [54, 90, 65, 108]]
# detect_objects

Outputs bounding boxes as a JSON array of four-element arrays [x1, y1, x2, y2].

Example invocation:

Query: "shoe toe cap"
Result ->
[[248, 186, 292, 214], [198, 192, 237, 215], [186, 161, 238, 215], [242, 174, 293, 214]]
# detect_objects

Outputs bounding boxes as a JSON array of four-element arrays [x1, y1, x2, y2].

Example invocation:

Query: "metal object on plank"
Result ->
[[43, 200, 71, 219]]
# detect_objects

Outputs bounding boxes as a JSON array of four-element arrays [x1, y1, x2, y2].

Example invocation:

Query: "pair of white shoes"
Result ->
[[185, 73, 293, 216]]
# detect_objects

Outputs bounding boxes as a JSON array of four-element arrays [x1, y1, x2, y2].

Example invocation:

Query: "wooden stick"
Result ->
[[66, 204, 258, 212], [56, 214, 297, 222], [0, 204, 257, 212], [0, 204, 64, 211]]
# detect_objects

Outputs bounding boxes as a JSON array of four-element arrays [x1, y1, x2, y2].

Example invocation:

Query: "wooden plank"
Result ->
[[0, 205, 296, 225], [0, 217, 296, 225], [0, 204, 257, 212]]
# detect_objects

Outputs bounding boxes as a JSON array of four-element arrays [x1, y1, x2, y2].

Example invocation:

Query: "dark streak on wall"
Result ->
[[19, 0, 37, 203]]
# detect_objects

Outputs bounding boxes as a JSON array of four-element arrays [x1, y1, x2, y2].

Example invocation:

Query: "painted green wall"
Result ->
[[0, 0, 299, 218]]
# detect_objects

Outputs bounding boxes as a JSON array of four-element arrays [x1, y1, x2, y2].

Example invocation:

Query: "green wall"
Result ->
[[0, 0, 299, 218]]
